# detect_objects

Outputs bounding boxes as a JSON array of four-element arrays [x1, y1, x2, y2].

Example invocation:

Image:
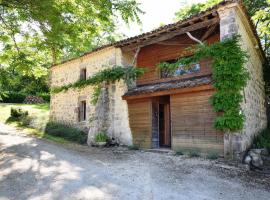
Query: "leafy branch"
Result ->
[[51, 65, 145, 104]]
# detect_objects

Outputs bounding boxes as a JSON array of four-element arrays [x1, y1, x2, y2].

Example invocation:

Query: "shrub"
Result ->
[[175, 149, 184, 156], [20, 115, 33, 126], [128, 145, 139, 150], [45, 122, 87, 144], [10, 107, 28, 119], [253, 128, 270, 151], [2, 91, 27, 103], [95, 132, 109, 142], [206, 151, 219, 160], [188, 149, 200, 157]]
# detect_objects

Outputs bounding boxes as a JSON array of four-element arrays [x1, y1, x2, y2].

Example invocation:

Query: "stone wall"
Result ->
[[50, 47, 134, 145], [218, 4, 268, 157]]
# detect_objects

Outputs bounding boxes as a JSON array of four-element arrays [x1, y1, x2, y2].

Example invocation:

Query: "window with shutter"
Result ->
[[79, 100, 86, 121]]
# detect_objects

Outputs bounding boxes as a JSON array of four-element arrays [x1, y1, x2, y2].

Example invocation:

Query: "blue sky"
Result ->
[[118, 0, 206, 37]]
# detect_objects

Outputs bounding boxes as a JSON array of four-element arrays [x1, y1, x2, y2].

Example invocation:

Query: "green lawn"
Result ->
[[0, 103, 69, 144], [0, 103, 50, 129]]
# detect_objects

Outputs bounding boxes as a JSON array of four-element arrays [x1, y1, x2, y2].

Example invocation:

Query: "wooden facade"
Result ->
[[171, 90, 223, 153], [125, 28, 224, 154], [127, 99, 152, 148], [136, 34, 219, 86]]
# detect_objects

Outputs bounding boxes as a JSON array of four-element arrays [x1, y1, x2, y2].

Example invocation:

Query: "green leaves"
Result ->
[[51, 66, 145, 94], [0, 0, 142, 74], [157, 36, 249, 132]]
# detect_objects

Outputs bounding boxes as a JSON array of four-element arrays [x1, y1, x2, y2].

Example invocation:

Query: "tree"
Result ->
[[0, 0, 142, 98], [174, 0, 222, 20], [0, 0, 142, 65]]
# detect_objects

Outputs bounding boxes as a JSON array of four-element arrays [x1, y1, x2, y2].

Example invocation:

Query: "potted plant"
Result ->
[[94, 131, 108, 147]]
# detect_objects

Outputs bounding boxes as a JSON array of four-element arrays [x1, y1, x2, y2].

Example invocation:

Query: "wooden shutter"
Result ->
[[79, 101, 86, 121]]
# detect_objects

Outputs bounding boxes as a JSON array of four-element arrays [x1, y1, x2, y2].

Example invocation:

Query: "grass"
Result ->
[[0, 103, 49, 127], [0, 103, 71, 144]]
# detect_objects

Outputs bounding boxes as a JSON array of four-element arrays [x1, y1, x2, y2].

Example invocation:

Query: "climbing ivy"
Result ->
[[51, 66, 145, 104], [158, 35, 249, 132]]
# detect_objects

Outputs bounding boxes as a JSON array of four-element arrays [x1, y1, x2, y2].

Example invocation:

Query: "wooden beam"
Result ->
[[122, 84, 214, 100], [156, 41, 195, 46], [121, 18, 219, 51], [201, 24, 218, 41]]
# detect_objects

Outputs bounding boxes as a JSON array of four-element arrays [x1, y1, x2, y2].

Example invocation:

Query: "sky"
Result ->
[[118, 0, 206, 37]]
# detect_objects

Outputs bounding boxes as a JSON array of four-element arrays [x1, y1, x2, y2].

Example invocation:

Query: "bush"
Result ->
[[95, 132, 108, 142], [45, 122, 87, 144], [175, 149, 184, 156], [128, 145, 139, 150], [2, 91, 27, 103], [36, 92, 50, 102], [188, 149, 200, 157], [253, 128, 270, 150], [10, 107, 28, 119], [206, 151, 219, 160]]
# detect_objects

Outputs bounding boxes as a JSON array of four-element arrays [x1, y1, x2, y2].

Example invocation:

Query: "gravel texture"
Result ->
[[0, 123, 269, 200]]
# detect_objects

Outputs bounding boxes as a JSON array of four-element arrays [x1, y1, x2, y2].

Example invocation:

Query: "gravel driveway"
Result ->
[[0, 123, 269, 200]]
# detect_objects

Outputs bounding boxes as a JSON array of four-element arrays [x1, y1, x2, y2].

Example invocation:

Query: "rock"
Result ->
[[261, 148, 269, 156], [244, 155, 252, 164], [250, 149, 262, 154], [249, 151, 263, 168]]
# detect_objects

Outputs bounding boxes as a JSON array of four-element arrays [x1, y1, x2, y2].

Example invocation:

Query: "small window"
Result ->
[[160, 60, 200, 78], [80, 68, 87, 80], [79, 100, 86, 122]]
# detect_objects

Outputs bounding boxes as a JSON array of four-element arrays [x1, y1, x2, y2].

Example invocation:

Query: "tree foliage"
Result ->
[[174, 0, 221, 20], [0, 0, 142, 98]]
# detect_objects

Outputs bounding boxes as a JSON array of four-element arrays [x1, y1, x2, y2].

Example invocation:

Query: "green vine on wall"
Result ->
[[51, 66, 145, 104], [158, 35, 249, 132]]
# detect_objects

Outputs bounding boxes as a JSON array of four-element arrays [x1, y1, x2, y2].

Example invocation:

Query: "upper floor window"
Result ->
[[160, 60, 200, 79], [80, 68, 87, 80]]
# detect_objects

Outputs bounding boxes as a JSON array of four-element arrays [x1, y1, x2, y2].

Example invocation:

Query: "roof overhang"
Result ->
[[51, 0, 266, 68], [122, 75, 213, 100]]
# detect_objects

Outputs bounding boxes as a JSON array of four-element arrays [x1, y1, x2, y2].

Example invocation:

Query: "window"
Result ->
[[79, 100, 86, 122], [160, 60, 200, 78], [80, 68, 87, 80]]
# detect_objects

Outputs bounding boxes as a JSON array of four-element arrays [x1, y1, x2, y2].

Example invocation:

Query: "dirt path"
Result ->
[[0, 123, 269, 200]]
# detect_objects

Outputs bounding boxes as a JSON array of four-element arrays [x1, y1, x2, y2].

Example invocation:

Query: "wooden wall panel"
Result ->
[[127, 99, 152, 148], [136, 33, 219, 85], [170, 90, 224, 154]]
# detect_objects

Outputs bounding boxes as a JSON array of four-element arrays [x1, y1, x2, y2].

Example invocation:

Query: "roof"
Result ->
[[123, 75, 213, 97], [52, 0, 265, 67]]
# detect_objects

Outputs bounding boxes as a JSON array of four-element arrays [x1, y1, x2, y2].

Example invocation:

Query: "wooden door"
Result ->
[[159, 103, 171, 147], [164, 103, 171, 146]]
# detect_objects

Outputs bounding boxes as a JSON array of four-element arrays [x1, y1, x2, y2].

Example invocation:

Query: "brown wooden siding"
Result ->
[[136, 33, 219, 85], [170, 90, 224, 154], [127, 99, 152, 148]]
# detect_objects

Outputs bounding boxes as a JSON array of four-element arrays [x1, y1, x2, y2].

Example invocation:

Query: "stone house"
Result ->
[[50, 0, 267, 157]]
